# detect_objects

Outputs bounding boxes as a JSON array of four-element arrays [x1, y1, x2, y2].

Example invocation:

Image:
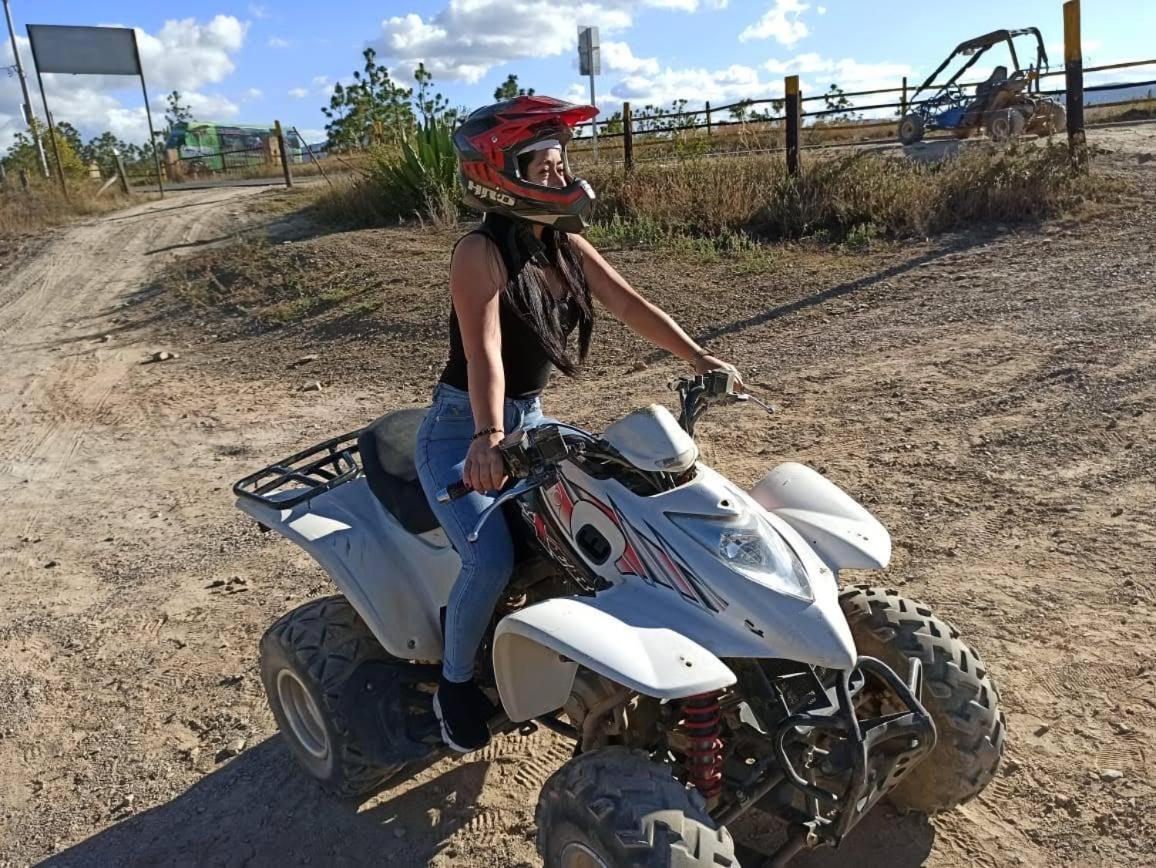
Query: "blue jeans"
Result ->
[[415, 383, 550, 683]]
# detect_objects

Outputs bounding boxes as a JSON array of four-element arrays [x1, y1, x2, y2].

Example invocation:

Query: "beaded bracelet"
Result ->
[[472, 426, 504, 441]]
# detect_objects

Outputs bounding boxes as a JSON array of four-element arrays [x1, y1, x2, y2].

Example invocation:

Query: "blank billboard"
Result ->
[[27, 25, 139, 76]]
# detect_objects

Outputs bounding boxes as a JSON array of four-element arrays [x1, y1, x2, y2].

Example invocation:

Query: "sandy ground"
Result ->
[[0, 127, 1154, 868]]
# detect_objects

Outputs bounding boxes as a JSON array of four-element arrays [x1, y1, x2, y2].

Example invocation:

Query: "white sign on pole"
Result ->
[[578, 26, 600, 76], [26, 25, 139, 76]]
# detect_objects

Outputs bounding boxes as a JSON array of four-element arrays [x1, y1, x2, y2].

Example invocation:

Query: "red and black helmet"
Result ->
[[453, 95, 598, 233]]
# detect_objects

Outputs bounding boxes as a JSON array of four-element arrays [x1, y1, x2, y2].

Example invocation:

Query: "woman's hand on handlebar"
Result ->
[[693, 353, 744, 390], [463, 431, 507, 494]]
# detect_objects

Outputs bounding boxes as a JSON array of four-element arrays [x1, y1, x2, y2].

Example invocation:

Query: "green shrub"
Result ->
[[311, 121, 461, 228]]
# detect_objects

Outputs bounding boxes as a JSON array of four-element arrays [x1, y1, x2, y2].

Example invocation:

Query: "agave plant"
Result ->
[[368, 120, 461, 222]]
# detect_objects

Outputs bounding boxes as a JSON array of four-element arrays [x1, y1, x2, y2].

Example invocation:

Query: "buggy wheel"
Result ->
[[840, 586, 1005, 813], [1008, 108, 1027, 138], [1048, 103, 1068, 136], [898, 113, 925, 146], [988, 109, 1024, 142], [536, 747, 736, 868], [260, 595, 404, 797]]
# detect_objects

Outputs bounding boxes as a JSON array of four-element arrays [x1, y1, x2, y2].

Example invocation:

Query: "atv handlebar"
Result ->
[[435, 369, 771, 508], [672, 369, 772, 437]]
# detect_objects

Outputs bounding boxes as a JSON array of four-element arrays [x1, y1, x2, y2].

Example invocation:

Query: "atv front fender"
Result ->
[[492, 593, 737, 723], [750, 462, 891, 572]]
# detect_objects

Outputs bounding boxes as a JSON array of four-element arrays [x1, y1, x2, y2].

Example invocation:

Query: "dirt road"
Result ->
[[1, 129, 1154, 868]]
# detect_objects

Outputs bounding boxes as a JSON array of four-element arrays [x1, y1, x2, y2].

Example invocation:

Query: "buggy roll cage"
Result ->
[[909, 27, 1050, 106]]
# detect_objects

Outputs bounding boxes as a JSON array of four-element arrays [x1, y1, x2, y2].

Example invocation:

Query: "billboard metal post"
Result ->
[[131, 29, 164, 197], [29, 54, 68, 200]]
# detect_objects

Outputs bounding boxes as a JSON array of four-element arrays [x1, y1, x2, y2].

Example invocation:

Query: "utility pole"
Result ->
[[3, 0, 49, 178]]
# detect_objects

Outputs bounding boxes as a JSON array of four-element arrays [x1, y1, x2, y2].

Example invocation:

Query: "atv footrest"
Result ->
[[341, 660, 443, 766]]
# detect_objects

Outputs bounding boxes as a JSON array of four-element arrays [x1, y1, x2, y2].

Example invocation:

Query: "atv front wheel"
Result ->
[[260, 595, 404, 797], [536, 747, 736, 868], [840, 585, 1005, 813]]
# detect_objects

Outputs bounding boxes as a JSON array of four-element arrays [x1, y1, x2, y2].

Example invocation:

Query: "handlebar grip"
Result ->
[[437, 480, 472, 503]]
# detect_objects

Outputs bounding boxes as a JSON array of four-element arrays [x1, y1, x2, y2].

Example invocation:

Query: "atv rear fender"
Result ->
[[492, 595, 737, 722], [750, 462, 891, 573], [236, 478, 459, 660]]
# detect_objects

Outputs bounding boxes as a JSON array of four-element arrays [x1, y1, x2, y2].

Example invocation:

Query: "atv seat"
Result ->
[[358, 409, 440, 535], [974, 65, 1008, 97]]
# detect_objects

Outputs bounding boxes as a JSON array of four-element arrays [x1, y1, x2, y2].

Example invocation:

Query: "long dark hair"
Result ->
[[476, 212, 595, 377]]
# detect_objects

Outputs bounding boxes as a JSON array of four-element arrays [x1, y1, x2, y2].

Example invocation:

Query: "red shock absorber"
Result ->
[[681, 691, 724, 799]]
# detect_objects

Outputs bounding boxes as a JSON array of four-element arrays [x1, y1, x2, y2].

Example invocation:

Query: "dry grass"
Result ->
[[585, 142, 1113, 243], [0, 179, 142, 243], [158, 234, 379, 327], [305, 170, 460, 231], [1087, 95, 1156, 124]]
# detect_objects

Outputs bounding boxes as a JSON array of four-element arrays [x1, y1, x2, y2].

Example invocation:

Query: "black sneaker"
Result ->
[[433, 677, 493, 753]]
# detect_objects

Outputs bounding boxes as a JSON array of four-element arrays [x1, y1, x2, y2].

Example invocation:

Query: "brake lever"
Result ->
[[466, 477, 546, 543], [734, 391, 775, 415]]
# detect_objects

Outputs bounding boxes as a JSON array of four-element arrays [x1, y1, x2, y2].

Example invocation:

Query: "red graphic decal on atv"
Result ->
[[554, 477, 726, 613]]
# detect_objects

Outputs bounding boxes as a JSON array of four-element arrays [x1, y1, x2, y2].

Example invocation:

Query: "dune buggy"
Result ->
[[898, 27, 1066, 145]]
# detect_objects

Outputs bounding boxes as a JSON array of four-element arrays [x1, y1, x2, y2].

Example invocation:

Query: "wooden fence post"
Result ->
[[705, 101, 712, 135], [113, 150, 131, 194], [1064, 0, 1086, 167], [274, 120, 294, 188], [785, 75, 801, 176], [623, 101, 634, 172], [0, 162, 7, 191], [19, 168, 30, 192]]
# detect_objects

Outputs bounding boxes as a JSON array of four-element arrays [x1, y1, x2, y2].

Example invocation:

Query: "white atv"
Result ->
[[235, 371, 1005, 866]]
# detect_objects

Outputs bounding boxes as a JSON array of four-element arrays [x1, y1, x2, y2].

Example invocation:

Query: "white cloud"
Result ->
[[249, 4, 270, 18], [375, 0, 724, 84], [609, 64, 785, 108], [763, 54, 912, 93], [243, 87, 263, 101], [739, 0, 810, 46], [268, 36, 291, 48], [288, 87, 309, 98], [602, 41, 660, 76], [311, 75, 330, 88], [1, 16, 248, 152], [817, 5, 827, 13], [181, 91, 241, 120]]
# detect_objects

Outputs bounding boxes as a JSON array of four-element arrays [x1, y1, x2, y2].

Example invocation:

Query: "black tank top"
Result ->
[[440, 218, 580, 399]]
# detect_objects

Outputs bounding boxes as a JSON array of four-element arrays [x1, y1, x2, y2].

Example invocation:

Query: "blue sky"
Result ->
[[2, 0, 1154, 151]]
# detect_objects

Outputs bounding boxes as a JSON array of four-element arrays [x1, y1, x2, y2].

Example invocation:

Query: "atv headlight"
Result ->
[[670, 511, 813, 602]]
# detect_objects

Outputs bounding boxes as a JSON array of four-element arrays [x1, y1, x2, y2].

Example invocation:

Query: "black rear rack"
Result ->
[[233, 429, 362, 509]]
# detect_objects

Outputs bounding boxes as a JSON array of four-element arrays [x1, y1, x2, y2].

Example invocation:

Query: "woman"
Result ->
[[416, 95, 742, 753]]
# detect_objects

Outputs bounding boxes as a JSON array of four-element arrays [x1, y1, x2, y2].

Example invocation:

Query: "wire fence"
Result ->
[[566, 56, 1156, 165]]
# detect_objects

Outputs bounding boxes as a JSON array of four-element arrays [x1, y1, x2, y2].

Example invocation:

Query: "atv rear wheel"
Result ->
[[839, 585, 1005, 813], [536, 747, 736, 868], [898, 113, 925, 146], [260, 595, 404, 797]]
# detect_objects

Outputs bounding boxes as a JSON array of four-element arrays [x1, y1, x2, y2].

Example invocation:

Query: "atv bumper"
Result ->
[[769, 655, 937, 856]]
